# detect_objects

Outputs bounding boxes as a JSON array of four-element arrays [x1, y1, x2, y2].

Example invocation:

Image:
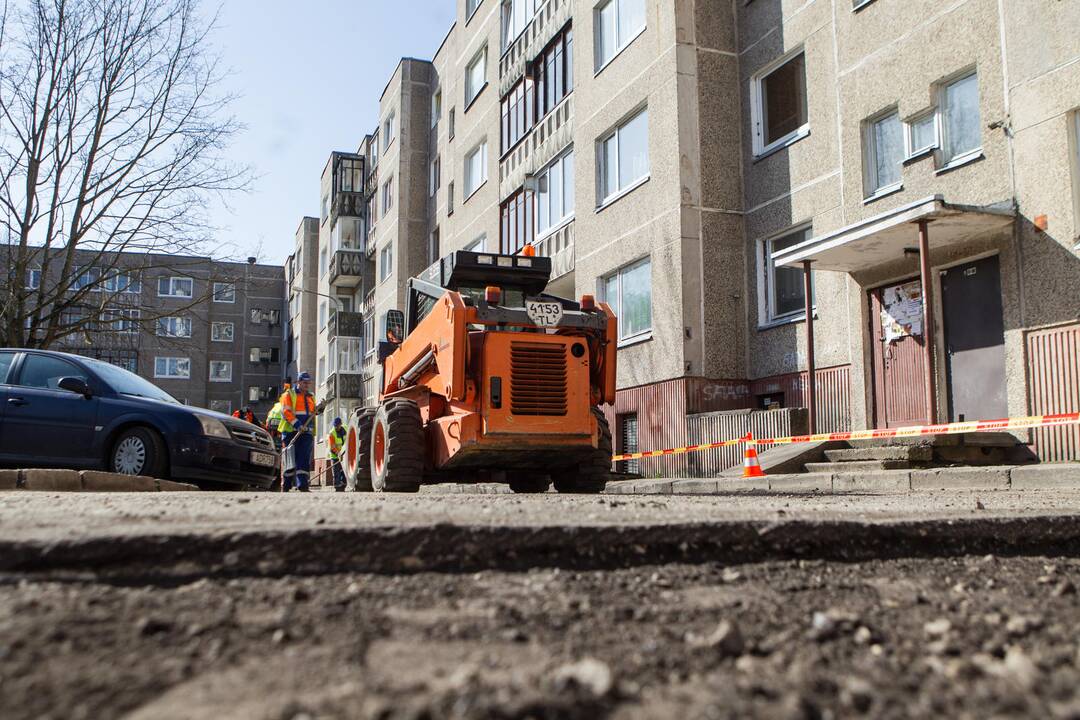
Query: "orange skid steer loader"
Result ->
[[343, 249, 617, 494]]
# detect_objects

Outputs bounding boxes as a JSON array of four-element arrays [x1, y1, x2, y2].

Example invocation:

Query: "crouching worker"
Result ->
[[328, 417, 348, 492]]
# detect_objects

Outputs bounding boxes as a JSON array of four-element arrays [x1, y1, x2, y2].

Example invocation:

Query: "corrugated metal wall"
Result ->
[[1026, 322, 1080, 463], [685, 408, 810, 476], [602, 366, 852, 478]]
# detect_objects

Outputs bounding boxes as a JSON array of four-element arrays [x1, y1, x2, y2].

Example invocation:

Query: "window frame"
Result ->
[[379, 243, 393, 283], [464, 141, 489, 199], [760, 224, 815, 326], [153, 356, 191, 380], [157, 276, 193, 299], [465, 47, 488, 109], [156, 316, 192, 338], [596, 106, 650, 207], [1070, 110, 1080, 247], [212, 282, 236, 303], [594, 0, 646, 74], [500, 187, 535, 255], [904, 109, 939, 161], [937, 69, 982, 168], [500, 75, 535, 156], [381, 175, 394, 214], [364, 315, 376, 357], [211, 321, 234, 343], [208, 360, 233, 383], [26, 268, 41, 290], [534, 25, 574, 122], [599, 256, 653, 346], [536, 147, 575, 238], [862, 107, 903, 200], [430, 156, 441, 197], [501, 0, 539, 54], [750, 47, 810, 158], [466, 0, 483, 21], [431, 89, 442, 128], [383, 111, 396, 148]]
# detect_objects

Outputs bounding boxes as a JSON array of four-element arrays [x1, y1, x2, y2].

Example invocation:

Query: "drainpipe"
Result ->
[[803, 260, 817, 434], [917, 219, 938, 423]]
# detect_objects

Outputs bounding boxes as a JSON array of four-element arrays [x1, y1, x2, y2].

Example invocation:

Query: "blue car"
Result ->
[[0, 349, 278, 489]]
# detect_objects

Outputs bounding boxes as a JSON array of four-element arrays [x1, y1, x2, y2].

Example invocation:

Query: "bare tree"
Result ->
[[0, 0, 249, 348]]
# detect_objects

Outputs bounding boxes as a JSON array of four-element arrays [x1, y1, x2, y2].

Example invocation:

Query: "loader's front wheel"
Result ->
[[350, 408, 377, 492], [509, 474, 550, 493], [371, 399, 424, 493], [553, 409, 612, 494]]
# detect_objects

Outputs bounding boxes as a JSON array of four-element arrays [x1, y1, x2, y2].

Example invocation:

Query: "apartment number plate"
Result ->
[[525, 300, 564, 327]]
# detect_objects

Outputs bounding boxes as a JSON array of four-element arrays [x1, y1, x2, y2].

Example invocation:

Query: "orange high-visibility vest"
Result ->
[[278, 388, 316, 433]]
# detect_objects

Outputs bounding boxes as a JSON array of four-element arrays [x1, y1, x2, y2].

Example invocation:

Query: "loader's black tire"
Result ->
[[370, 399, 424, 493], [352, 408, 377, 492], [554, 409, 612, 494], [509, 474, 551, 494]]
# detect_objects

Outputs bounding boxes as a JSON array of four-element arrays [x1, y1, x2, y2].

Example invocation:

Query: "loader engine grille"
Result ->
[[510, 342, 568, 416]]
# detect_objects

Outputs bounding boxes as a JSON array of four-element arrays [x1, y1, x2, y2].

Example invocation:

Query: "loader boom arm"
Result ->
[[381, 291, 470, 402]]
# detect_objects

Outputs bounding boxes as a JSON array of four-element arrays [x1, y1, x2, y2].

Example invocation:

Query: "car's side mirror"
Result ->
[[58, 376, 92, 398]]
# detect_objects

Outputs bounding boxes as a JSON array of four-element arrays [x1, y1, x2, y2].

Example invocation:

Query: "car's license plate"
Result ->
[[525, 300, 564, 327], [250, 451, 276, 468]]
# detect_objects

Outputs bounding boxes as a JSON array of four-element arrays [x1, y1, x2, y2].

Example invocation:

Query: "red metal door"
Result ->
[[870, 280, 929, 428]]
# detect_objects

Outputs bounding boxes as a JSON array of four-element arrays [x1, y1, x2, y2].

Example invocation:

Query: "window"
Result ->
[[537, 149, 575, 236], [598, 108, 649, 204], [500, 188, 535, 254], [449, 108, 456, 139], [1072, 111, 1080, 244], [154, 357, 191, 379], [448, 181, 456, 214], [210, 399, 232, 414], [102, 308, 140, 334], [535, 26, 573, 120], [466, 48, 487, 107], [211, 322, 234, 342], [73, 267, 101, 290], [370, 132, 380, 166], [751, 49, 808, 156], [384, 311, 405, 343], [940, 71, 981, 165], [382, 176, 394, 214], [249, 347, 280, 363], [383, 111, 396, 147], [501, 77, 535, 154], [86, 349, 138, 373], [320, 248, 328, 276], [466, 235, 486, 253], [158, 276, 193, 298], [212, 282, 235, 303], [467, 0, 482, 19], [380, 243, 393, 282], [16, 355, 88, 390], [250, 308, 280, 325], [319, 301, 328, 330], [430, 156, 441, 196], [762, 225, 813, 323], [156, 316, 192, 338], [431, 90, 442, 127], [321, 193, 329, 223], [333, 337, 363, 374], [209, 360, 232, 383], [501, 0, 538, 52], [368, 193, 378, 225], [594, 0, 645, 71], [601, 258, 652, 343], [318, 356, 326, 383], [248, 386, 274, 403], [905, 111, 937, 159], [103, 271, 140, 294], [364, 315, 376, 356], [26, 269, 41, 290], [429, 228, 440, 265], [863, 109, 903, 197], [464, 141, 488, 197]]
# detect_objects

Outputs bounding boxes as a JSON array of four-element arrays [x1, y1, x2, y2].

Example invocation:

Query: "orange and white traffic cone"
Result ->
[[743, 433, 766, 478]]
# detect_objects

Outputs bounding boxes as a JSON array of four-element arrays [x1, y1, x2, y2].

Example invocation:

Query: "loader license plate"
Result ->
[[526, 300, 564, 327], [250, 451, 276, 468]]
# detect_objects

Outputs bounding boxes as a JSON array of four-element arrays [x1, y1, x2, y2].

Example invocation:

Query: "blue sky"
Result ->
[[208, 1, 456, 265]]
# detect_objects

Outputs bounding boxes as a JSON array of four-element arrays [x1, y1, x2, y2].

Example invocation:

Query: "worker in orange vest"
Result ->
[[277, 372, 321, 492]]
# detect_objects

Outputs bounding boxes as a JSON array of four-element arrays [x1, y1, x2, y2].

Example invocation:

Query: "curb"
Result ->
[[1, 469, 199, 493]]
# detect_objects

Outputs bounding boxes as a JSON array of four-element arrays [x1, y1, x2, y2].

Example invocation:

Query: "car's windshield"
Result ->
[[84, 358, 179, 404]]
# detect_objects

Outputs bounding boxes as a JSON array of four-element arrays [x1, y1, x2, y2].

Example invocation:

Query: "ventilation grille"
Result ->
[[510, 342, 567, 416]]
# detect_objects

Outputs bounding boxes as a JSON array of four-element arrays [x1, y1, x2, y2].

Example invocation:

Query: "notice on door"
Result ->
[[881, 281, 923, 342]]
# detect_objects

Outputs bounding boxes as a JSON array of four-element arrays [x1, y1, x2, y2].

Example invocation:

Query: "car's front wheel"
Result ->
[[109, 427, 167, 478]]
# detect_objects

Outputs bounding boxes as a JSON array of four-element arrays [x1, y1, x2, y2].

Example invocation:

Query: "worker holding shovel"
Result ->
[[277, 371, 324, 492]]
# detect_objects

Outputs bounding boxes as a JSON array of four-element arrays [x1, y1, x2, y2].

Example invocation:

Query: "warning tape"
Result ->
[[610, 412, 1080, 462]]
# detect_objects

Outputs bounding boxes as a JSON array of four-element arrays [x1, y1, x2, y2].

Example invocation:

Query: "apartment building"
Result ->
[[285, 217, 320, 384], [6, 249, 287, 417], [297, 0, 1080, 474]]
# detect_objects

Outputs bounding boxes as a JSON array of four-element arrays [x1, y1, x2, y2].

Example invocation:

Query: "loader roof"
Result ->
[[420, 250, 552, 296]]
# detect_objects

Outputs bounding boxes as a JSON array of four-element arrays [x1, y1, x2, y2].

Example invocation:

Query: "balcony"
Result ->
[[329, 248, 367, 289], [331, 153, 365, 221], [533, 221, 574, 284], [328, 310, 364, 340], [324, 371, 366, 402]]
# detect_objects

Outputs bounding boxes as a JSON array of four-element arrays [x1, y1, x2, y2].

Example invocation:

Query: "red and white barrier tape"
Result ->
[[610, 412, 1080, 462]]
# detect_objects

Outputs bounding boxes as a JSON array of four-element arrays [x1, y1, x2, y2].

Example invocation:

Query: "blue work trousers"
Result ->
[[283, 429, 313, 491]]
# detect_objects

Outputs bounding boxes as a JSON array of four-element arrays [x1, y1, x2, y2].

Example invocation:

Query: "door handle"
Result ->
[[7, 397, 27, 407]]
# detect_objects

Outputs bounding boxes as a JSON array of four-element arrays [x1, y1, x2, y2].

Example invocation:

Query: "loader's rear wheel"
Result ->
[[554, 409, 612, 494], [350, 408, 377, 492], [509, 474, 550, 494], [370, 399, 424, 493]]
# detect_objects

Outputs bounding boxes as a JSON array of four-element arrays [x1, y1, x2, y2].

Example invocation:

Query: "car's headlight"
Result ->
[[197, 415, 231, 439]]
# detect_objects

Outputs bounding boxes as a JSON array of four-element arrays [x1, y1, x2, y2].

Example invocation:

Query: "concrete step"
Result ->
[[804, 460, 912, 473], [824, 446, 932, 463]]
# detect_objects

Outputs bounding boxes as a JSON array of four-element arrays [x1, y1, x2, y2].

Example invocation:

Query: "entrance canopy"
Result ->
[[773, 196, 1015, 272]]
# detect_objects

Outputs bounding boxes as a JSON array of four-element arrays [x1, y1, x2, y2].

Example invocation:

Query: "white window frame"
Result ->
[[74, 266, 101, 290], [464, 141, 488, 199], [156, 316, 192, 338], [466, 235, 486, 253], [26, 268, 41, 290], [319, 301, 328, 331], [597, 107, 649, 206], [465, 47, 488, 108], [431, 90, 442, 127], [937, 69, 982, 168], [211, 321, 234, 343], [536, 147, 575, 237], [379, 243, 393, 282], [382, 176, 394, 214], [862, 107, 903, 200], [103, 308, 140, 335], [209, 360, 233, 383], [103, 271, 140, 294], [321, 193, 329, 223], [594, 0, 647, 74], [599, 256, 653, 346], [501, 0, 539, 54], [760, 224, 815, 326], [212, 282, 235, 303], [319, 248, 328, 276], [430, 156, 441, 197], [467, 0, 483, 20], [383, 111, 396, 148], [364, 315, 376, 357], [158, 276, 193, 299], [750, 47, 810, 158], [904, 109, 938, 160], [154, 356, 191, 380]]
